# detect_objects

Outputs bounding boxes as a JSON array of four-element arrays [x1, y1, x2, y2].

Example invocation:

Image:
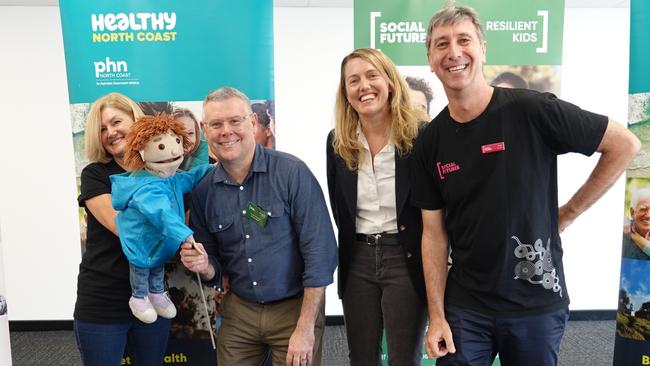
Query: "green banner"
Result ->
[[354, 0, 564, 66], [354, 1, 564, 363]]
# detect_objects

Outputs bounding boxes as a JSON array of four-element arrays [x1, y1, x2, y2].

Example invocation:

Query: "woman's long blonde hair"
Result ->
[[333, 48, 419, 171], [85, 93, 144, 163]]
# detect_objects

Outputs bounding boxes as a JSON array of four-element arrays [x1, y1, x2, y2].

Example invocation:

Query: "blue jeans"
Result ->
[[129, 263, 165, 298], [437, 305, 569, 366], [74, 318, 171, 366]]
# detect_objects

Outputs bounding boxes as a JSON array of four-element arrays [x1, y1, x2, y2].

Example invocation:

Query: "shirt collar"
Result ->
[[356, 124, 395, 153], [211, 144, 268, 184]]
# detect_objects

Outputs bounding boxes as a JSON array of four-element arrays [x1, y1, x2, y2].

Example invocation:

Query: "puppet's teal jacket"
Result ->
[[110, 164, 211, 268]]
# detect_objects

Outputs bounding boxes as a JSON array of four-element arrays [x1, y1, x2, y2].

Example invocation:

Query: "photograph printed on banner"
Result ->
[[627, 93, 650, 178], [483, 65, 561, 95], [397, 65, 561, 125], [617, 258, 650, 341], [398, 65, 447, 121], [70, 97, 277, 343], [622, 178, 650, 261]]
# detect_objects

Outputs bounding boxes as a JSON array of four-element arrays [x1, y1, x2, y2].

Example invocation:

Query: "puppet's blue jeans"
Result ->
[[129, 263, 165, 298]]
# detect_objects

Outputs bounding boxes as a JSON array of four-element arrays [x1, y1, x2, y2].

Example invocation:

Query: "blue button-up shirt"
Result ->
[[190, 144, 337, 304]]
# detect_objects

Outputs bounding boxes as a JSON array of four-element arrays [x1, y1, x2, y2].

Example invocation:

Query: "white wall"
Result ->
[[0, 5, 629, 320], [0, 225, 12, 364], [558, 7, 630, 310], [0, 7, 79, 320]]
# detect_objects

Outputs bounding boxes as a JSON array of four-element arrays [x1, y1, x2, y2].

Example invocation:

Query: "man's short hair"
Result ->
[[405, 76, 434, 113], [491, 71, 528, 89], [251, 102, 271, 128], [631, 188, 650, 209], [203, 87, 252, 113], [426, 3, 485, 52]]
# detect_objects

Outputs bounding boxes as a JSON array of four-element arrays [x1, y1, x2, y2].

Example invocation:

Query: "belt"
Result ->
[[256, 291, 303, 305], [355, 233, 400, 246]]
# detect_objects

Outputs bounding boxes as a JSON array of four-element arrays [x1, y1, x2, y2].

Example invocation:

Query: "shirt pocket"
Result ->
[[207, 214, 240, 258], [262, 202, 293, 244]]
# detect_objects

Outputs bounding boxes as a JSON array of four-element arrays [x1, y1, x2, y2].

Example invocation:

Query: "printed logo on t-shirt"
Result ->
[[436, 161, 460, 180], [511, 235, 563, 297]]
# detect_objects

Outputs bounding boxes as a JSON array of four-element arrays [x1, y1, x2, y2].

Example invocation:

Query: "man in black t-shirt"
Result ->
[[412, 4, 640, 366]]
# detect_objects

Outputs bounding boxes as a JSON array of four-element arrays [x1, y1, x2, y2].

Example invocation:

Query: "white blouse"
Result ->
[[355, 128, 398, 235]]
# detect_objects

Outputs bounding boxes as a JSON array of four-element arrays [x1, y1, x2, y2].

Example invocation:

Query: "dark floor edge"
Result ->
[[8, 310, 615, 331], [325, 315, 344, 326], [10, 320, 73, 332], [568, 310, 616, 321]]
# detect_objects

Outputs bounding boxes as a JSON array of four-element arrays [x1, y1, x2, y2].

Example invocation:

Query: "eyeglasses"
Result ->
[[205, 114, 251, 131]]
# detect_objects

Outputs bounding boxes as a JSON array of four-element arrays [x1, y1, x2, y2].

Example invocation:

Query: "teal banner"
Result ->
[[615, 1, 650, 364], [629, 0, 650, 95], [59, 1, 274, 364], [59, 0, 274, 103]]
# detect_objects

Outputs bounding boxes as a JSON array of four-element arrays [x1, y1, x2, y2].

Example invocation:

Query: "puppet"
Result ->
[[110, 113, 211, 324]]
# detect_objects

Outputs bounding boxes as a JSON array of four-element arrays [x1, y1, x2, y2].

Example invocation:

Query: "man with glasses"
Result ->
[[179, 87, 337, 366]]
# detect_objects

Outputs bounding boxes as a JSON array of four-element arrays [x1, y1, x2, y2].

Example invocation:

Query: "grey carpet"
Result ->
[[9, 321, 614, 365]]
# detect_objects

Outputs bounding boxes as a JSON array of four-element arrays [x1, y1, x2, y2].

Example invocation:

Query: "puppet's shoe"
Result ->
[[129, 296, 158, 324], [149, 292, 177, 319]]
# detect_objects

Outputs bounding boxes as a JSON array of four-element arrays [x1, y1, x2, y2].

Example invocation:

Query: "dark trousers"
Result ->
[[342, 242, 427, 366], [437, 305, 569, 366]]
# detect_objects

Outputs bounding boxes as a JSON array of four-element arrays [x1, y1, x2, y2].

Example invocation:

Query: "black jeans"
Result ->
[[342, 241, 427, 366]]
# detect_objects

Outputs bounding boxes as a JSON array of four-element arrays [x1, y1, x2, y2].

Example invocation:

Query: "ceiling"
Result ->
[[0, 0, 631, 7]]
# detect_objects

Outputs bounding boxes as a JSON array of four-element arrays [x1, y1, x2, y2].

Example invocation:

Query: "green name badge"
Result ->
[[245, 201, 268, 228]]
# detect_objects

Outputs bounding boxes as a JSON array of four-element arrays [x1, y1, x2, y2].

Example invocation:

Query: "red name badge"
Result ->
[[481, 142, 505, 154]]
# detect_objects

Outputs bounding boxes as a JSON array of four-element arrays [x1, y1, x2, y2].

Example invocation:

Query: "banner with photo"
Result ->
[[59, 0, 274, 364], [614, 1, 650, 364], [355, 0, 564, 120], [354, 0, 565, 364]]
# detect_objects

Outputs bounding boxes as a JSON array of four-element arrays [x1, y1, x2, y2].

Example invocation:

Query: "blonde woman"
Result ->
[[74, 93, 170, 365], [326, 48, 427, 365]]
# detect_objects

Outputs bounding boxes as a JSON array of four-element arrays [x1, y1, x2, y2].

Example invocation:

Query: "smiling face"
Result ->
[[142, 131, 184, 177], [344, 57, 391, 122], [100, 106, 135, 159], [427, 19, 487, 94], [178, 115, 199, 154], [202, 97, 257, 169], [632, 197, 650, 237]]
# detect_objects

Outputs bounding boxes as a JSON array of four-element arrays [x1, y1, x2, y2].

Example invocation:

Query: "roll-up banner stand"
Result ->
[[353, 1, 565, 364], [59, 1, 274, 364]]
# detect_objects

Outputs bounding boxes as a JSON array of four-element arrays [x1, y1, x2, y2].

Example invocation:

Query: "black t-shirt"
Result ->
[[74, 160, 133, 322], [411, 87, 608, 315]]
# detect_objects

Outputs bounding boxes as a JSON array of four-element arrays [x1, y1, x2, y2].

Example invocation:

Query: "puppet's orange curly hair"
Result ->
[[124, 113, 191, 171]]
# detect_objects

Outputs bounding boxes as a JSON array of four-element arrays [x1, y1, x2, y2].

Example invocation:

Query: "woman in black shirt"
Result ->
[[74, 93, 171, 365]]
